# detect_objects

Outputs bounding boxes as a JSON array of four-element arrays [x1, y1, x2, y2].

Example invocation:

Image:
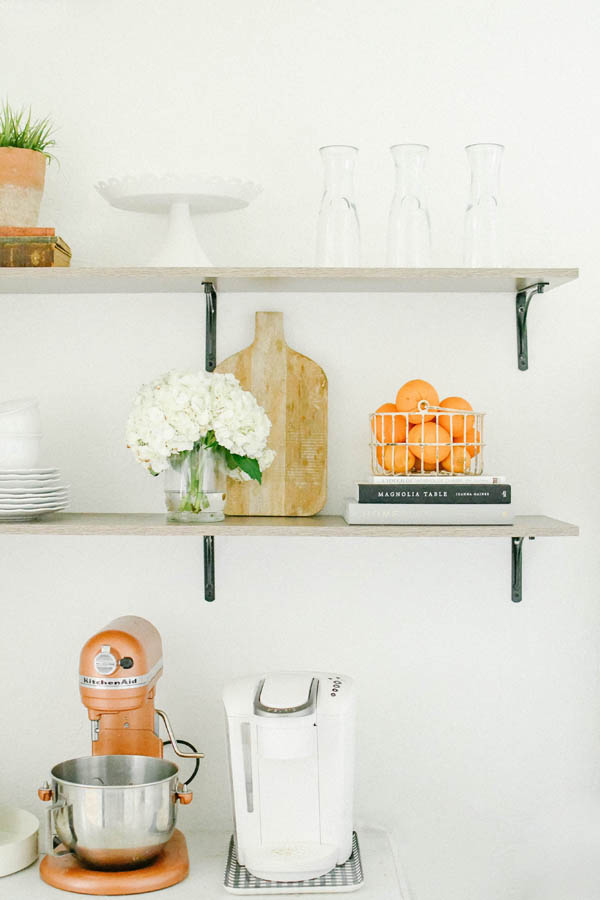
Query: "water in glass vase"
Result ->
[[165, 445, 226, 523]]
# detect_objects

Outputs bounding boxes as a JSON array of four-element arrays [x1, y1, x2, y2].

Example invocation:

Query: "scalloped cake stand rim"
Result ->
[[98, 190, 257, 214]]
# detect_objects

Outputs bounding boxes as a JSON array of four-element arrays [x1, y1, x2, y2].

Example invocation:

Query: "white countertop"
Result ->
[[6, 828, 404, 898]]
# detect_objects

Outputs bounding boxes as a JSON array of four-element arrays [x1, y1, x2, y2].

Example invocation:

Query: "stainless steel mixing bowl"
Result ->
[[48, 755, 180, 869]]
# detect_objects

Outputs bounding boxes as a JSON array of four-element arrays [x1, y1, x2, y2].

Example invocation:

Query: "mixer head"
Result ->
[[79, 616, 164, 757]]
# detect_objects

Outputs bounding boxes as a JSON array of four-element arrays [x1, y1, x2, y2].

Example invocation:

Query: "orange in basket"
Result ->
[[438, 396, 474, 438], [376, 444, 415, 474], [442, 446, 472, 473], [407, 422, 451, 464], [416, 459, 439, 472], [457, 427, 482, 457], [372, 403, 408, 444], [395, 379, 439, 424]]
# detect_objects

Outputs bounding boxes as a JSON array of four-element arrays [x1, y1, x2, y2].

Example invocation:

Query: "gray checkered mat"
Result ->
[[224, 832, 364, 894]]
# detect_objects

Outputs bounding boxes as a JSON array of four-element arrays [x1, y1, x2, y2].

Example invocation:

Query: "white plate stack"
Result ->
[[0, 468, 70, 522]]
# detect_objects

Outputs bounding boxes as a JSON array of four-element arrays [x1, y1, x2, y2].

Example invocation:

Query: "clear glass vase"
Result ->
[[164, 445, 227, 523], [316, 145, 360, 266], [463, 143, 504, 266], [386, 144, 432, 266]]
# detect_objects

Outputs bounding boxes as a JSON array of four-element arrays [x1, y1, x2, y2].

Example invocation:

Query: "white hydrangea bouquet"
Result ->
[[127, 370, 275, 522]]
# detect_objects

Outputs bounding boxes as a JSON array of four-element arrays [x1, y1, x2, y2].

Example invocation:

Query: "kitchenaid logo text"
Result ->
[[79, 658, 163, 690]]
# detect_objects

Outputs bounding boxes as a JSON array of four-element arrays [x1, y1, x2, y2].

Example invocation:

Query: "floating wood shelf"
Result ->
[[0, 265, 580, 602], [0, 513, 577, 604], [0, 512, 578, 538], [0, 265, 578, 294]]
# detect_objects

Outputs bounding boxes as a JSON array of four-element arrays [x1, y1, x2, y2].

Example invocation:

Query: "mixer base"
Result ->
[[39, 829, 189, 895]]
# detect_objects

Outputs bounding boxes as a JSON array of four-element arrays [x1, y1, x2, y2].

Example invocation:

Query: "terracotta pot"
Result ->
[[0, 147, 47, 226]]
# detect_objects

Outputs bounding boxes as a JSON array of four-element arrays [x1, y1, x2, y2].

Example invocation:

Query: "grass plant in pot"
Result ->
[[0, 101, 56, 226]]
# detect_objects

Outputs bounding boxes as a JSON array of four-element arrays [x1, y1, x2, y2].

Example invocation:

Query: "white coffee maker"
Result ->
[[223, 672, 355, 882]]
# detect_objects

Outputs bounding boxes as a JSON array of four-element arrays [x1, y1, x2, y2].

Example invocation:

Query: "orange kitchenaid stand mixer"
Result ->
[[38, 616, 202, 895]]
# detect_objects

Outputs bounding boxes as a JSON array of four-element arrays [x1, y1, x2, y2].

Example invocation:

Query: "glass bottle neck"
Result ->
[[466, 145, 503, 200], [320, 147, 357, 197], [391, 146, 428, 199]]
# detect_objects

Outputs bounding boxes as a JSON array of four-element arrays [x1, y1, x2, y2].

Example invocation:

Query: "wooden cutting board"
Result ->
[[216, 311, 327, 516]]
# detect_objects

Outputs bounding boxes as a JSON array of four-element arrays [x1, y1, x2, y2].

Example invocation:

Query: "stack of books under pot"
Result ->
[[0, 227, 71, 266], [344, 474, 512, 525]]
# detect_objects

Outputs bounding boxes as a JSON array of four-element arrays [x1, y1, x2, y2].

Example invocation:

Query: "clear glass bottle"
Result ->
[[316, 145, 360, 266], [463, 143, 504, 266], [386, 144, 432, 266], [165, 445, 226, 523]]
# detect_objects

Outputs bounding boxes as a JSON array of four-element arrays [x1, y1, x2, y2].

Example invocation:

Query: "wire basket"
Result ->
[[370, 402, 485, 476]]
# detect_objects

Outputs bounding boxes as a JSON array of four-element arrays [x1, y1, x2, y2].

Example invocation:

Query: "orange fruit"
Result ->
[[442, 446, 472, 473], [371, 403, 408, 444], [438, 396, 474, 438], [376, 444, 415, 474], [413, 459, 440, 473], [454, 427, 481, 457], [407, 422, 451, 464], [395, 379, 440, 424]]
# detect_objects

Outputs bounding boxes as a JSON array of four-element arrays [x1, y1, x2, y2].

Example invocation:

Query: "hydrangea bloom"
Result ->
[[126, 370, 274, 478]]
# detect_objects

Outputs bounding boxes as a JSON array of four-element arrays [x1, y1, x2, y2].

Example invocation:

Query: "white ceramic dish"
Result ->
[[0, 510, 65, 521], [0, 466, 60, 478], [0, 435, 42, 468], [0, 473, 58, 481], [0, 397, 37, 413], [0, 485, 69, 496], [0, 482, 59, 492], [0, 806, 39, 877], [0, 398, 40, 434], [0, 466, 59, 478], [0, 490, 69, 504], [95, 173, 262, 266], [0, 501, 69, 516], [0, 501, 69, 511]]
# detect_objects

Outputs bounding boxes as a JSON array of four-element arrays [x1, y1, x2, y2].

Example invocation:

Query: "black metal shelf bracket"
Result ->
[[516, 282, 548, 371], [203, 535, 215, 602], [203, 280, 217, 602], [511, 535, 535, 603], [204, 281, 217, 373]]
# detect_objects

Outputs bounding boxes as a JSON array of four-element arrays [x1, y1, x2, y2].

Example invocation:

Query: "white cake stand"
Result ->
[[95, 174, 262, 266]]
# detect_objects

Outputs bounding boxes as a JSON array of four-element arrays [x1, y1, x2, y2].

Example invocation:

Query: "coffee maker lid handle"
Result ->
[[254, 674, 318, 718]]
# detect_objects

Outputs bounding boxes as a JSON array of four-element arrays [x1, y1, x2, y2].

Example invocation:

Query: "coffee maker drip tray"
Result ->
[[224, 832, 364, 895]]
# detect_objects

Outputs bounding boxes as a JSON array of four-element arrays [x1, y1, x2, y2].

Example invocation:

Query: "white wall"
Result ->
[[1, 2, 599, 898]]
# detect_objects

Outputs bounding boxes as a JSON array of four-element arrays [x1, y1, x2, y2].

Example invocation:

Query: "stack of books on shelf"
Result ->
[[0, 227, 71, 267], [344, 473, 513, 525]]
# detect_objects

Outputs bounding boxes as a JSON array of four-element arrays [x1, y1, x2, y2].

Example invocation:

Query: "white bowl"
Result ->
[[0, 398, 41, 434], [0, 806, 39, 877], [0, 434, 42, 468], [0, 397, 37, 413]]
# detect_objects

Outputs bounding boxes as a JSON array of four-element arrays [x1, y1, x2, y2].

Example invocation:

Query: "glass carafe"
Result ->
[[386, 144, 431, 266], [316, 145, 360, 266], [463, 143, 504, 266]]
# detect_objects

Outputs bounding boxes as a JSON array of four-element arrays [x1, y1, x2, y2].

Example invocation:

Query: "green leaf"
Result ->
[[226, 452, 262, 484], [202, 430, 217, 449]]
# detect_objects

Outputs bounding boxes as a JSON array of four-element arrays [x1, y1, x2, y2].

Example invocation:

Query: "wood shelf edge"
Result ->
[[0, 512, 579, 538]]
